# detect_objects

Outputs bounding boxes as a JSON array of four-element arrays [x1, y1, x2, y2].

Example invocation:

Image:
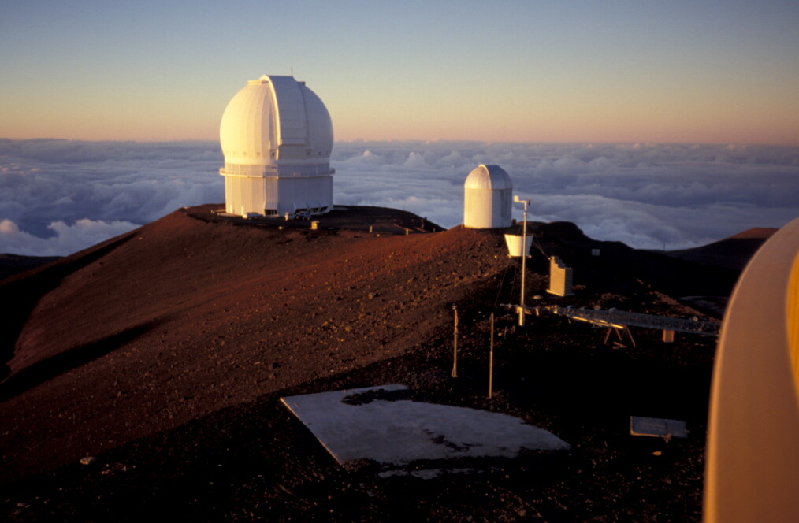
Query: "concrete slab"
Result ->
[[281, 385, 569, 469], [630, 416, 688, 440]]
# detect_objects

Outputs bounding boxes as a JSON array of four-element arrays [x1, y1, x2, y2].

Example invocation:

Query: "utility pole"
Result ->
[[514, 195, 531, 326]]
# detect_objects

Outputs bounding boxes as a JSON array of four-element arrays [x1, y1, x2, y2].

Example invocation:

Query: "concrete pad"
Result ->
[[281, 385, 569, 468], [630, 416, 688, 440]]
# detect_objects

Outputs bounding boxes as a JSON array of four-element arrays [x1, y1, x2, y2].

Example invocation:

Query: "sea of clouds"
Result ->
[[1, 138, 797, 256]]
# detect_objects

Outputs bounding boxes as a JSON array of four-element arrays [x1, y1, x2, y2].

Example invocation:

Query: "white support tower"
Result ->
[[514, 195, 531, 326]]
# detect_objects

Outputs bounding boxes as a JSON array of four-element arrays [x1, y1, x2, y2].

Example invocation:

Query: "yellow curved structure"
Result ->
[[705, 217, 799, 522]]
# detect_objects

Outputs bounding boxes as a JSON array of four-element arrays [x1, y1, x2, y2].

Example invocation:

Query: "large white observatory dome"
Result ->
[[463, 164, 513, 229], [219, 75, 334, 217]]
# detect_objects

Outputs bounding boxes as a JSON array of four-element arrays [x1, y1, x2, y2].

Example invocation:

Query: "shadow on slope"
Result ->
[[0, 316, 713, 522], [0, 232, 137, 383], [0, 320, 160, 401]]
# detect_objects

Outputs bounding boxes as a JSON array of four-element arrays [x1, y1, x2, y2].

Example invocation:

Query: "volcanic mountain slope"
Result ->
[[1, 206, 507, 475], [1, 206, 735, 522], [528, 220, 740, 301], [661, 227, 777, 272]]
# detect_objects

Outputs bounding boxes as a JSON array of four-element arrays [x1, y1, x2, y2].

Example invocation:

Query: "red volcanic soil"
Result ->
[[729, 227, 778, 240], [1, 206, 736, 522]]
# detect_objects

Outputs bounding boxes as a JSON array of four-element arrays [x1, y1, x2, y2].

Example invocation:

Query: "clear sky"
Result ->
[[2, 0, 798, 144]]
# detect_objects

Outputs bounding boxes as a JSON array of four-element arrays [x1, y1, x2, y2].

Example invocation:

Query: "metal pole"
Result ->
[[515, 196, 530, 326], [452, 305, 459, 378], [488, 313, 494, 399], [520, 206, 527, 325]]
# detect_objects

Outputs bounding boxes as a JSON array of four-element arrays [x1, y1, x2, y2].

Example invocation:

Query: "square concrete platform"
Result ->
[[281, 385, 569, 470]]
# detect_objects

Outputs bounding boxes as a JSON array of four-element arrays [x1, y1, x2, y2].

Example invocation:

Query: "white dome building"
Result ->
[[219, 75, 334, 217], [463, 164, 513, 228]]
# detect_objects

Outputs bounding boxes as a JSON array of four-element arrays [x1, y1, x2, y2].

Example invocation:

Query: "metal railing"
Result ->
[[505, 304, 721, 336]]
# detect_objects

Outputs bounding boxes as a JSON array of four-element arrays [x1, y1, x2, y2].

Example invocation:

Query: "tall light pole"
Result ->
[[514, 195, 530, 326]]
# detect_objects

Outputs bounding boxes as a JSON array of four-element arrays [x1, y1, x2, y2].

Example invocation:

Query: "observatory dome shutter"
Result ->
[[270, 76, 308, 147]]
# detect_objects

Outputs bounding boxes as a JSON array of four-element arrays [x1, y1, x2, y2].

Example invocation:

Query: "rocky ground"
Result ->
[[0, 205, 751, 522]]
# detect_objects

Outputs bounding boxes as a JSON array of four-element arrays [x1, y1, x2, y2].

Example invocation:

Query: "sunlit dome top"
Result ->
[[220, 75, 333, 166], [464, 165, 513, 190]]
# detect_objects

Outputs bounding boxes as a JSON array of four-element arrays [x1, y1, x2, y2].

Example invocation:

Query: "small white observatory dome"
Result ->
[[219, 75, 334, 217], [463, 165, 513, 229]]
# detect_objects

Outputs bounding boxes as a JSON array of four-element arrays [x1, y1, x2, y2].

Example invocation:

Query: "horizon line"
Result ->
[[2, 137, 798, 148]]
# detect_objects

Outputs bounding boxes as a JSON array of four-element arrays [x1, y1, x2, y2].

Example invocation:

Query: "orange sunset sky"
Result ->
[[2, 1, 798, 145]]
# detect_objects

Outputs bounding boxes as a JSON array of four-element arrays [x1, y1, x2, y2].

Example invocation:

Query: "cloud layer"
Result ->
[[333, 141, 799, 250], [0, 139, 223, 256], [1, 139, 797, 256]]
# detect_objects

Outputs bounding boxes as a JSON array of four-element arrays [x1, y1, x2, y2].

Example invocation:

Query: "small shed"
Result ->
[[463, 165, 513, 229]]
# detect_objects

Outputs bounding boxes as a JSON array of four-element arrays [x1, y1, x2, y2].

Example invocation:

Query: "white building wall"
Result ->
[[264, 178, 279, 214], [225, 175, 332, 216], [464, 186, 512, 228], [247, 177, 267, 214], [464, 188, 491, 228], [276, 176, 333, 214], [225, 176, 267, 215]]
